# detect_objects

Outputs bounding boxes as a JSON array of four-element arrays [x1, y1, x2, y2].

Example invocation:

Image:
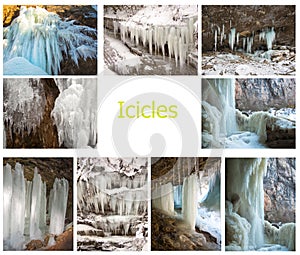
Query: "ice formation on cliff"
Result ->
[[226, 158, 267, 250], [115, 5, 197, 66], [51, 78, 97, 148], [77, 157, 148, 243], [3, 6, 97, 75], [3, 79, 46, 137]]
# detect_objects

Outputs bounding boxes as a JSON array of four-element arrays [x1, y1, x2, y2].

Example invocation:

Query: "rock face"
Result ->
[[264, 158, 295, 223], [4, 79, 60, 148], [235, 78, 295, 111], [202, 5, 295, 52]]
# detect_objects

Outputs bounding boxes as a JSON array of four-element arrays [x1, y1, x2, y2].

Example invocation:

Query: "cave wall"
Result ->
[[202, 5, 295, 52], [235, 78, 295, 111], [264, 158, 295, 223]]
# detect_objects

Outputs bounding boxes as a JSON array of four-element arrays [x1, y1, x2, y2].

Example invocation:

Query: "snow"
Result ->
[[4, 6, 97, 75], [196, 208, 221, 244], [3, 57, 49, 75]]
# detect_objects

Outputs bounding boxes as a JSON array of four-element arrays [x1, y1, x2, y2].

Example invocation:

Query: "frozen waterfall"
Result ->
[[3, 163, 69, 251], [3, 78, 46, 136], [3, 6, 97, 75], [77, 158, 148, 244], [226, 158, 267, 250], [51, 78, 97, 148]]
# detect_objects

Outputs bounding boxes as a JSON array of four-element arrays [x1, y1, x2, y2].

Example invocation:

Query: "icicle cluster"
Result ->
[[51, 78, 97, 148], [212, 22, 275, 53], [152, 157, 200, 223], [3, 78, 46, 137], [119, 16, 196, 66], [3, 6, 97, 75], [3, 163, 69, 250], [77, 158, 148, 237], [77, 158, 148, 216]]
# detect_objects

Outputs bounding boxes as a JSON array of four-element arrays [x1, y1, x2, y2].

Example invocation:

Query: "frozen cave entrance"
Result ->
[[151, 158, 221, 251]]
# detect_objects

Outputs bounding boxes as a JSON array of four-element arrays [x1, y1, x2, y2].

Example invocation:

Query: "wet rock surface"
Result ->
[[264, 158, 295, 223]]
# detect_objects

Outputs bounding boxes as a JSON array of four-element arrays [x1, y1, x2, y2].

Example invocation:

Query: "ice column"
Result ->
[[49, 178, 69, 243], [182, 174, 197, 230], [228, 28, 236, 50], [8, 163, 26, 250], [226, 158, 267, 249], [3, 164, 13, 242], [29, 168, 47, 239]]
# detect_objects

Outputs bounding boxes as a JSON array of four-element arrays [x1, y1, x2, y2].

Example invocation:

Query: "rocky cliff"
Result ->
[[264, 158, 295, 223], [235, 78, 295, 111], [202, 5, 295, 52]]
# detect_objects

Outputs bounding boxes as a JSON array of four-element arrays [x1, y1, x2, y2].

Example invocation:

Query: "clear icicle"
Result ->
[[48, 178, 69, 245], [182, 174, 197, 230]]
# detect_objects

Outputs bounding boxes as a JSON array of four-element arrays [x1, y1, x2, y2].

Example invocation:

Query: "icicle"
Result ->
[[265, 27, 275, 50], [182, 174, 197, 230], [3, 164, 13, 242], [9, 163, 26, 250], [24, 181, 32, 236], [214, 29, 218, 51], [221, 24, 225, 45], [48, 178, 69, 245], [236, 32, 239, 47], [148, 28, 153, 55], [228, 27, 236, 51], [29, 168, 44, 239], [174, 35, 179, 66]]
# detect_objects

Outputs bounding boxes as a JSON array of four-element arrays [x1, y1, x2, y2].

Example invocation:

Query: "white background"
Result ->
[[0, 0, 298, 254]]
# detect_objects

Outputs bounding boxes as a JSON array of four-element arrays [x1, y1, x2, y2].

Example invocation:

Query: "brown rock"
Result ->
[[47, 227, 73, 251], [26, 239, 44, 250]]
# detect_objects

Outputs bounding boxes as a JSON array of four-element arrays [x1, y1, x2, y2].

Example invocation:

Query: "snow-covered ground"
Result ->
[[202, 49, 295, 75]]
